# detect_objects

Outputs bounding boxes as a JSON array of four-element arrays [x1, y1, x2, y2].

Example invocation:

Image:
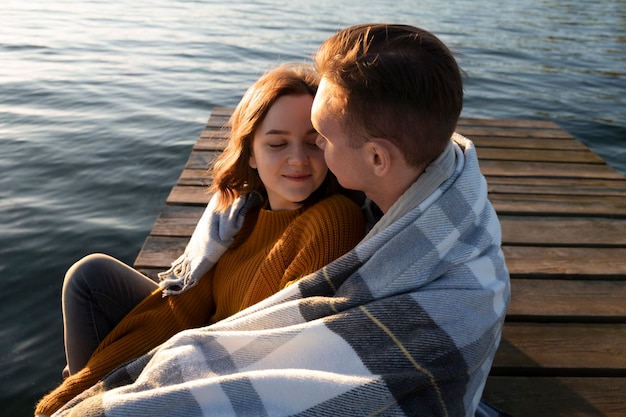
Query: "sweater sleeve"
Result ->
[[34, 272, 216, 416], [241, 194, 365, 308]]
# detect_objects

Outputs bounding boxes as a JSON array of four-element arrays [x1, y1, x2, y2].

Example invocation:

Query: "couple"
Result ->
[[37, 24, 510, 417]]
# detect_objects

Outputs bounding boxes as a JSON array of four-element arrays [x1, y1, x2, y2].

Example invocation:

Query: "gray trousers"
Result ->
[[61, 253, 158, 375]]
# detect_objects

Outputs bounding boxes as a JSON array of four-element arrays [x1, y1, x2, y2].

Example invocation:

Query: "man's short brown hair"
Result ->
[[314, 24, 463, 168]]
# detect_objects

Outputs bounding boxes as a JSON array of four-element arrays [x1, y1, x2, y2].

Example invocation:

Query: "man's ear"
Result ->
[[365, 138, 395, 177]]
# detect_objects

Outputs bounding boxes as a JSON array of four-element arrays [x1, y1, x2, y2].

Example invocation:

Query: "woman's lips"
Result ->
[[283, 173, 311, 182]]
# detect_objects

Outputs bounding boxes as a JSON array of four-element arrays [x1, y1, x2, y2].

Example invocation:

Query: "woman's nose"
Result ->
[[288, 145, 310, 165]]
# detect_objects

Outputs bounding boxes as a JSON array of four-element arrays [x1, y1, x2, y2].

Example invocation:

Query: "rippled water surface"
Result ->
[[1, 1, 624, 415]]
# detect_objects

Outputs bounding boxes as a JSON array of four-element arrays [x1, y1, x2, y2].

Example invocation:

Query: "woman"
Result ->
[[35, 63, 365, 416]]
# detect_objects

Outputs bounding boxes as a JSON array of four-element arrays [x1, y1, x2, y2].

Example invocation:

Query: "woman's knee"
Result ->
[[62, 253, 156, 306], [62, 253, 121, 297]]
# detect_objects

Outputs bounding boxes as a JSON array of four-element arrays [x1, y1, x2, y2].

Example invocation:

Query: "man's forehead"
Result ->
[[312, 78, 343, 127], [312, 78, 331, 110], [311, 81, 330, 127]]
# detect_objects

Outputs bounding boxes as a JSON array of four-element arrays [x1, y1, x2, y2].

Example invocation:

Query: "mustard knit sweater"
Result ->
[[35, 194, 365, 416]]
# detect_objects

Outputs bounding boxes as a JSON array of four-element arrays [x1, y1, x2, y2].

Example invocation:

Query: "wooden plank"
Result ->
[[490, 193, 626, 217], [167, 185, 212, 205], [470, 136, 589, 151], [508, 279, 626, 320], [208, 107, 235, 117], [204, 119, 228, 128], [195, 137, 228, 150], [199, 129, 228, 139], [457, 117, 561, 129], [134, 236, 188, 269], [476, 147, 606, 164], [500, 217, 626, 246], [185, 150, 221, 169], [150, 205, 205, 236], [177, 168, 212, 186], [486, 176, 626, 197], [493, 323, 626, 373], [503, 246, 626, 277], [458, 125, 573, 139], [484, 376, 626, 417], [479, 160, 625, 179]]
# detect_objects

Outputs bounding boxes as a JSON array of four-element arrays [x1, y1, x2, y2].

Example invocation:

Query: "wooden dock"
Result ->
[[134, 108, 626, 417]]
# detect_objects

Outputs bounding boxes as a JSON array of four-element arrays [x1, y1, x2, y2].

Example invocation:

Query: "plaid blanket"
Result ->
[[53, 136, 509, 417]]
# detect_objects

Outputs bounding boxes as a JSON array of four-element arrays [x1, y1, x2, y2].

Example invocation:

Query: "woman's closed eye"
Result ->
[[306, 132, 322, 149], [267, 142, 287, 149]]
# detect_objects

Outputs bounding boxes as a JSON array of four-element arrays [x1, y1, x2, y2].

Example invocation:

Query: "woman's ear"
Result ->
[[249, 153, 257, 169]]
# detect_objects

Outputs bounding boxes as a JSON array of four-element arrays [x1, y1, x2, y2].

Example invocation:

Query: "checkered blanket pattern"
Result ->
[[53, 137, 509, 417]]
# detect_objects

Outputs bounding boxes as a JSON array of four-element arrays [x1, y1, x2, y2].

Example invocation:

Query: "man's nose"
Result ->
[[315, 135, 327, 150]]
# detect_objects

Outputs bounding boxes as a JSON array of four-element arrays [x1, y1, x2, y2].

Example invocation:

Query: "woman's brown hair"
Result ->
[[209, 63, 341, 212]]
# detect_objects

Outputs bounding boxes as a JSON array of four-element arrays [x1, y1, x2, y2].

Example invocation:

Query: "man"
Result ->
[[311, 24, 511, 417], [48, 24, 509, 417], [312, 24, 463, 215]]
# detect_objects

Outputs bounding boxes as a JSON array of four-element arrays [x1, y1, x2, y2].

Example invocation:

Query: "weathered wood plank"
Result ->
[[177, 168, 212, 186], [503, 246, 626, 277], [508, 279, 626, 320], [457, 117, 561, 129], [208, 107, 235, 117], [194, 138, 228, 150], [486, 176, 626, 197], [490, 193, 626, 217], [458, 125, 573, 139], [149, 205, 205, 236], [470, 136, 590, 151], [134, 236, 188, 269], [479, 160, 625, 179], [484, 376, 626, 417], [204, 120, 228, 129], [493, 323, 626, 373], [500, 217, 626, 246], [166, 185, 212, 205], [184, 150, 222, 169], [199, 128, 229, 139], [476, 147, 606, 164]]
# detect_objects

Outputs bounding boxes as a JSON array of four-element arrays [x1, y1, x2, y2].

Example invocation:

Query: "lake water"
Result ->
[[1, 0, 624, 415]]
